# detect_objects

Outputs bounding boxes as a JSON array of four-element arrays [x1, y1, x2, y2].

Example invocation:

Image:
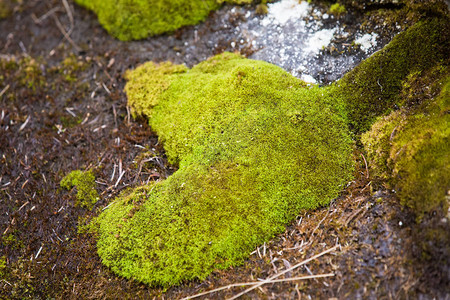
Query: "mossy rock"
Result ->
[[74, 0, 253, 41], [362, 73, 450, 218], [337, 17, 449, 133], [93, 52, 354, 286]]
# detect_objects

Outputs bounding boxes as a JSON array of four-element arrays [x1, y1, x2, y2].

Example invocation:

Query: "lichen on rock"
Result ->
[[92, 52, 355, 286]]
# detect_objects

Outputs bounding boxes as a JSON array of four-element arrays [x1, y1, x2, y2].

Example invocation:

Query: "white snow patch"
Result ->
[[300, 74, 317, 83], [355, 33, 378, 52], [262, 0, 310, 26], [304, 28, 337, 54]]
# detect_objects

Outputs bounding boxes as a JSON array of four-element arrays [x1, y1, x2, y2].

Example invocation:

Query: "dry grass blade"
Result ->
[[360, 153, 369, 179], [51, 12, 81, 52], [0, 84, 10, 98], [182, 273, 335, 300], [227, 245, 339, 300], [61, 0, 74, 30]]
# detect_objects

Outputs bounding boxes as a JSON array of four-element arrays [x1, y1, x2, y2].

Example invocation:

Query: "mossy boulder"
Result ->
[[92, 52, 354, 286], [337, 17, 449, 133], [74, 0, 253, 41], [338, 11, 450, 218], [362, 72, 449, 218]]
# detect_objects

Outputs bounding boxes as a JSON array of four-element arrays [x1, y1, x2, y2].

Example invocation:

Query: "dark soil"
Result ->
[[0, 0, 448, 299]]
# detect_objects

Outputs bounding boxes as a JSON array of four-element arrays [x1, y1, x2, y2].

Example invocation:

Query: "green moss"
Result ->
[[58, 54, 89, 82], [125, 61, 187, 119], [362, 75, 450, 218], [337, 17, 449, 133], [0, 256, 5, 274], [329, 3, 346, 16], [75, 0, 253, 41], [255, 3, 268, 15], [94, 52, 354, 286], [0, 0, 15, 19], [60, 170, 99, 209], [0, 56, 45, 92]]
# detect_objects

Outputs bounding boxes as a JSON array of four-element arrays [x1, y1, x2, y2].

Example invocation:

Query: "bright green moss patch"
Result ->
[[329, 3, 346, 16], [337, 18, 449, 133], [362, 75, 450, 218], [61, 170, 99, 209], [93, 52, 354, 286], [125, 61, 187, 119], [74, 0, 253, 41]]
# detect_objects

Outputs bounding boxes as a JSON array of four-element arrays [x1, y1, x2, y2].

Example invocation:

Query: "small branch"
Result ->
[[61, 0, 74, 31], [182, 273, 335, 300], [52, 13, 81, 52], [228, 245, 339, 300], [31, 6, 62, 24]]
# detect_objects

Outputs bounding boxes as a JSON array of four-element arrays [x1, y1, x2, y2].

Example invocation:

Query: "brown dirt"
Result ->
[[0, 0, 448, 299]]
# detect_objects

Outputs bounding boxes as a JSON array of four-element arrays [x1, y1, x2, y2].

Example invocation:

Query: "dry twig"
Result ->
[[182, 273, 335, 300], [51, 12, 81, 52], [360, 153, 369, 179], [228, 245, 339, 300]]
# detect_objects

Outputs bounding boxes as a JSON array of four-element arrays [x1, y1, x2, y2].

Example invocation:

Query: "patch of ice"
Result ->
[[355, 33, 378, 52]]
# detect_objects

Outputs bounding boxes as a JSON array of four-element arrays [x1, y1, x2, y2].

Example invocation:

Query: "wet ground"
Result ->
[[0, 0, 449, 299]]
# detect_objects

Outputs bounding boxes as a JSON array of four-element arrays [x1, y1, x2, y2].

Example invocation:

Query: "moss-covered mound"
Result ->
[[337, 18, 449, 133], [92, 52, 354, 286], [362, 71, 449, 218], [74, 0, 252, 41], [337, 12, 450, 218]]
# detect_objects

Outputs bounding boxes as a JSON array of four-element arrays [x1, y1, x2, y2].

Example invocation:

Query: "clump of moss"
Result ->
[[58, 54, 90, 82], [362, 74, 449, 218], [337, 17, 449, 133], [0, 0, 17, 19], [93, 52, 354, 286], [255, 3, 269, 15], [0, 256, 6, 277], [0, 55, 46, 93], [74, 0, 253, 41], [125, 61, 187, 119], [61, 170, 99, 209], [329, 3, 346, 16]]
